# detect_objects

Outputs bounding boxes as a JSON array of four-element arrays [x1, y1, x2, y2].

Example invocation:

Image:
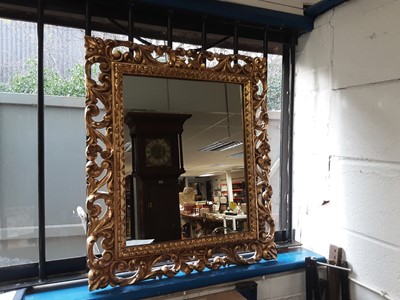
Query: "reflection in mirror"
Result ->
[[123, 76, 247, 245]]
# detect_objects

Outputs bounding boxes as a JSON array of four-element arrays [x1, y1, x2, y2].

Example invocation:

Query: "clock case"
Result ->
[[125, 112, 191, 177], [125, 112, 192, 242]]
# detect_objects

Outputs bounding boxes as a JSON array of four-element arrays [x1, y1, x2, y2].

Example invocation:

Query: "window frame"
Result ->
[[275, 39, 296, 246], [0, 1, 296, 288]]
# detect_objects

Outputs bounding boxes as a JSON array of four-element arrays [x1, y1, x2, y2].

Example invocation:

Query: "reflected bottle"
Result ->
[[195, 183, 202, 201]]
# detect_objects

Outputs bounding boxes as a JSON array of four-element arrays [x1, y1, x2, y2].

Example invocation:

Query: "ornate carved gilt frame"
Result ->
[[84, 36, 276, 290]]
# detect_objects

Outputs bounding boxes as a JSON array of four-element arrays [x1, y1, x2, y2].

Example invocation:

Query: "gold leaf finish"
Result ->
[[85, 36, 276, 290]]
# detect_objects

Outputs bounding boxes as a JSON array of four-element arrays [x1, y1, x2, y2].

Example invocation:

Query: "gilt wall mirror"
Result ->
[[85, 36, 276, 290]]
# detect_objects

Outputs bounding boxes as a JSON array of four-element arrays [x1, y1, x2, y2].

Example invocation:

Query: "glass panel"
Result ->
[[43, 24, 87, 260], [0, 18, 39, 267], [238, 50, 283, 230], [92, 31, 127, 41], [267, 54, 283, 231]]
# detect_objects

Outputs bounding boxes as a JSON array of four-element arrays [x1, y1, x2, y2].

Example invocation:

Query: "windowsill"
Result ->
[[23, 248, 325, 300]]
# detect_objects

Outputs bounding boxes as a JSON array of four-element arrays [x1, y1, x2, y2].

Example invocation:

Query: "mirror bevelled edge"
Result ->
[[84, 36, 276, 291]]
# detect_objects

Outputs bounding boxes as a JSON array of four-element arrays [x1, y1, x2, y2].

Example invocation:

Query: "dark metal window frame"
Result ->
[[276, 35, 296, 246], [0, 0, 297, 288]]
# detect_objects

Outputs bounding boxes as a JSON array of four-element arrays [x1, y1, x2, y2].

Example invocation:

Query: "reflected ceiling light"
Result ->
[[198, 140, 243, 152], [227, 152, 243, 158], [124, 142, 132, 152], [199, 173, 215, 177], [232, 166, 244, 170], [210, 163, 226, 168]]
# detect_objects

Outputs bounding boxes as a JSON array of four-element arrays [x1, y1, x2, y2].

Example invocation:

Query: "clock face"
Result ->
[[145, 138, 172, 167]]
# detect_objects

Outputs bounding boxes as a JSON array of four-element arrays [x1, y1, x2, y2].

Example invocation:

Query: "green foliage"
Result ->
[[0, 54, 282, 108], [0, 58, 85, 97], [267, 55, 282, 111], [8, 59, 38, 94], [0, 81, 10, 92], [63, 64, 86, 97]]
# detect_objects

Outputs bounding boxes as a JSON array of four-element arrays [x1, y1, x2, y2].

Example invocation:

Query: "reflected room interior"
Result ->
[[123, 76, 248, 244]]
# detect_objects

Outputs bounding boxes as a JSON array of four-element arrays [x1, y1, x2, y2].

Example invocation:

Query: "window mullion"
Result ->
[[287, 34, 296, 243], [280, 43, 291, 237], [37, 0, 46, 280]]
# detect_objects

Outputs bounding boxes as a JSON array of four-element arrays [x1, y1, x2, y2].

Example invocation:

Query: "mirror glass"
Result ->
[[123, 76, 248, 245]]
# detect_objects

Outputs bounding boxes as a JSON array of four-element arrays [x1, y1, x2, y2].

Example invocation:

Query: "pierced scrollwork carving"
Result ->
[[85, 36, 276, 290]]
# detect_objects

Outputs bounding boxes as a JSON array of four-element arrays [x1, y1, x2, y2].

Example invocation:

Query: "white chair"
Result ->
[[76, 206, 101, 255]]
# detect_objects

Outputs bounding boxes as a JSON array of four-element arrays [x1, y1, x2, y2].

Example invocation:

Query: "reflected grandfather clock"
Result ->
[[125, 112, 191, 243]]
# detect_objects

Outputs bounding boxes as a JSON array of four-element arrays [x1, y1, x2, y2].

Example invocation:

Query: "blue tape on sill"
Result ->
[[23, 248, 325, 300]]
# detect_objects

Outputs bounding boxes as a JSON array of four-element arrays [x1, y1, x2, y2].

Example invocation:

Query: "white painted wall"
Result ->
[[294, 0, 400, 299]]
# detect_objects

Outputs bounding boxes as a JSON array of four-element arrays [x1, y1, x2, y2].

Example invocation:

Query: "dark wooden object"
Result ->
[[306, 256, 322, 300], [327, 245, 342, 300], [125, 112, 192, 243], [340, 261, 350, 300], [305, 245, 350, 300]]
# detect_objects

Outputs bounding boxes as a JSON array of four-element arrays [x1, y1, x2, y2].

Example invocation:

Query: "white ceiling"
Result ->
[[123, 76, 245, 178], [220, 0, 322, 15]]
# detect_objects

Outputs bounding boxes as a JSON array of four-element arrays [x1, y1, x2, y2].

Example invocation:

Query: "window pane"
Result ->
[[0, 19, 39, 267], [43, 25, 86, 260], [267, 54, 283, 231], [237, 50, 283, 231]]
